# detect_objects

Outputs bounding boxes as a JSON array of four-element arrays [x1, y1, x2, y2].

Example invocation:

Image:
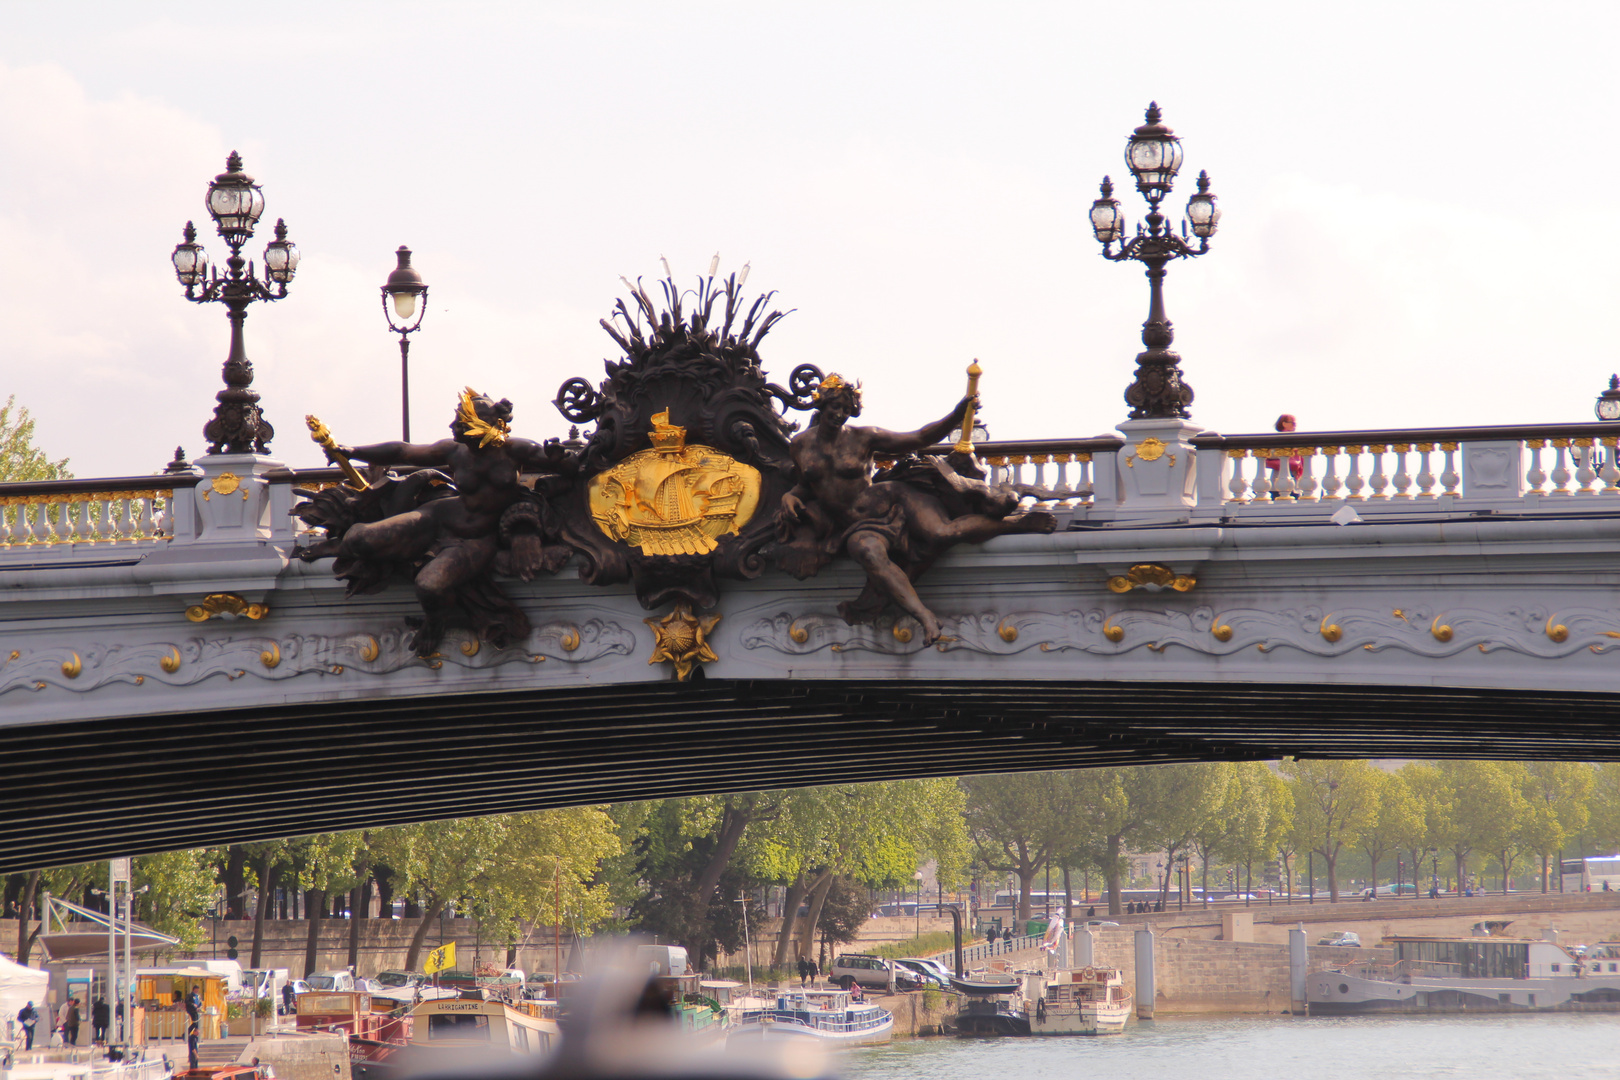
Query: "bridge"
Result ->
[[5, 406, 1620, 874]]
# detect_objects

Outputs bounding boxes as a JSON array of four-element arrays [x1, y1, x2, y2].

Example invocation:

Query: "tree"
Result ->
[[1138, 763, 1231, 908], [0, 396, 70, 482], [758, 779, 968, 967], [1442, 761, 1528, 893], [1399, 761, 1447, 892], [961, 772, 1071, 922], [1356, 770, 1425, 897], [1520, 762, 1593, 892], [132, 850, 217, 948], [373, 809, 619, 971], [284, 832, 364, 977], [1590, 763, 1620, 854], [1281, 759, 1379, 902]]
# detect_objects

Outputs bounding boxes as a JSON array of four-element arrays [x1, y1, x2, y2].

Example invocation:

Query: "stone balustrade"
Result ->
[[0, 474, 199, 549], [3, 422, 1620, 561]]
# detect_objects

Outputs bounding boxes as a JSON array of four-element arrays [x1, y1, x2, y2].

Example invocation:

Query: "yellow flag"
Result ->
[[423, 941, 456, 975]]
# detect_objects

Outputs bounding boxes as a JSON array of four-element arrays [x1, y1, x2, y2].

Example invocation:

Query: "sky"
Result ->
[[3, 1, 1619, 478]]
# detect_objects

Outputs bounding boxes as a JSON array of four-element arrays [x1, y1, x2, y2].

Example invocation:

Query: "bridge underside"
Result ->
[[5, 678, 1616, 873]]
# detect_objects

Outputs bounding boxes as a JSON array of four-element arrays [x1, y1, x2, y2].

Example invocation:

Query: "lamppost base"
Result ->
[[1115, 418, 1203, 511], [190, 453, 287, 545]]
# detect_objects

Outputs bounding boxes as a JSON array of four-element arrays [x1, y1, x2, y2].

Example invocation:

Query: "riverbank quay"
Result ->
[[869, 989, 959, 1036]]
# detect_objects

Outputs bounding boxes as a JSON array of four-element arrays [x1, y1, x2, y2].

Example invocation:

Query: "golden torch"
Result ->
[[954, 360, 983, 454], [304, 415, 370, 490]]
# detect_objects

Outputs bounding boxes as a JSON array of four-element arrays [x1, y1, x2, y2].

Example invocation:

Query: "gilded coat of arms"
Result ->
[[586, 410, 761, 556]]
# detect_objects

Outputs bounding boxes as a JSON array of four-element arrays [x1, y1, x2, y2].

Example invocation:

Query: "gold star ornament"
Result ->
[[645, 602, 721, 681]]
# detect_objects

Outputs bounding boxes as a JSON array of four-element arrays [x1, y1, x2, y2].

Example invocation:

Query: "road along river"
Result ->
[[838, 1013, 1620, 1080]]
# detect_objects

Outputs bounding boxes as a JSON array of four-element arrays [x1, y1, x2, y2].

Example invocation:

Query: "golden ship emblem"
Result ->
[[587, 409, 762, 556]]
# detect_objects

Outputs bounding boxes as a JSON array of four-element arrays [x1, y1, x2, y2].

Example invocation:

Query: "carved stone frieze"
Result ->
[[742, 605, 1620, 661], [0, 619, 636, 697]]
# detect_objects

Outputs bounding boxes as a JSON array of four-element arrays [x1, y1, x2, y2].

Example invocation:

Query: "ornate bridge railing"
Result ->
[[947, 422, 1620, 520], [3, 421, 1619, 561], [0, 474, 200, 549]]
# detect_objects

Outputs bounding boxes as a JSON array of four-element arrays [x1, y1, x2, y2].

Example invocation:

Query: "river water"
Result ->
[[839, 1014, 1620, 1080]]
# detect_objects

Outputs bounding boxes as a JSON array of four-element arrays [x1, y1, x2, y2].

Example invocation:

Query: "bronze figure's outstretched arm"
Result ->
[[343, 438, 459, 468], [867, 395, 976, 456]]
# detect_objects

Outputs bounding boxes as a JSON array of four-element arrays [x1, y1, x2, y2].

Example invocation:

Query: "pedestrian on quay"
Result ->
[[186, 1020, 200, 1071], [92, 997, 109, 1045], [809, 956, 820, 987], [185, 987, 201, 1024], [985, 925, 997, 953], [63, 998, 81, 1047], [16, 1001, 37, 1050], [796, 956, 809, 987], [115, 1000, 123, 1043]]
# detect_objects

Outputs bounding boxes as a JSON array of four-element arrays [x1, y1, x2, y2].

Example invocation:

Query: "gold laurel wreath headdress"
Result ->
[[814, 373, 862, 407], [456, 386, 511, 448]]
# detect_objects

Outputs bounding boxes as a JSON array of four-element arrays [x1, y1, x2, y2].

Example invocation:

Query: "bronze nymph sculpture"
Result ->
[[773, 373, 1056, 645], [295, 388, 574, 657]]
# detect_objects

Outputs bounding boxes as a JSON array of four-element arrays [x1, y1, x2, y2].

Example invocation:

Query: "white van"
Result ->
[[304, 969, 355, 992]]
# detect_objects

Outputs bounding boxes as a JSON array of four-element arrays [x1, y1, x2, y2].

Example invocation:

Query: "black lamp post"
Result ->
[[381, 247, 428, 441], [171, 152, 299, 455], [1090, 103, 1220, 420]]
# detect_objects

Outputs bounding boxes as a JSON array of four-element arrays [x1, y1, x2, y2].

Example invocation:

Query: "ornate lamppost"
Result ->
[[381, 246, 428, 441], [1089, 103, 1220, 420], [171, 152, 299, 455], [1596, 375, 1620, 421]]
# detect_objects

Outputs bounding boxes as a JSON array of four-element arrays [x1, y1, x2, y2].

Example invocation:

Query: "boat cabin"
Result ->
[[1388, 936, 1581, 979], [411, 999, 556, 1057]]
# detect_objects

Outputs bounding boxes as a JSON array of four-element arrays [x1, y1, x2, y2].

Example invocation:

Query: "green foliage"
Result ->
[[0, 397, 70, 482], [1281, 758, 1380, 901], [133, 849, 217, 947], [866, 931, 958, 960]]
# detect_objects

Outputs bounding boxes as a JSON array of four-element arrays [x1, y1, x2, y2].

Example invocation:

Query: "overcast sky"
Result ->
[[3, 2, 1617, 478]]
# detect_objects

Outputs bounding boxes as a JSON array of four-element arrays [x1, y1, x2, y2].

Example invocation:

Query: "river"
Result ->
[[839, 1014, 1620, 1079]]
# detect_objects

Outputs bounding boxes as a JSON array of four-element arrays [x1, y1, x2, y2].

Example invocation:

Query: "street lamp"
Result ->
[[734, 894, 753, 991], [1090, 103, 1219, 420], [381, 246, 429, 441], [1429, 848, 1440, 898], [1597, 375, 1620, 421], [171, 152, 299, 456], [913, 871, 924, 939]]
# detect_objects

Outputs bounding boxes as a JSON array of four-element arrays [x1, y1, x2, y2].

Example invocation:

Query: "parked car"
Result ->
[[831, 954, 897, 991], [305, 969, 356, 991], [892, 959, 950, 989], [1317, 931, 1362, 947]]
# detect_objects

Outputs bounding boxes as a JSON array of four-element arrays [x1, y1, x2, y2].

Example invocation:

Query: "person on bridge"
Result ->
[[774, 374, 1056, 646], [1266, 414, 1304, 498]]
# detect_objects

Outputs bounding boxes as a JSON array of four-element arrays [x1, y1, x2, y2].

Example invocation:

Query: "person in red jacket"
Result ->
[[1266, 414, 1304, 498]]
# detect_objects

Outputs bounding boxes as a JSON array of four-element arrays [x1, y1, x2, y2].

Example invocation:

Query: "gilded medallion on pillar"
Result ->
[[586, 409, 762, 556]]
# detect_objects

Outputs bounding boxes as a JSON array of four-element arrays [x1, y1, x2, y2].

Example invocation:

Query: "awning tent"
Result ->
[[0, 953, 49, 1042]]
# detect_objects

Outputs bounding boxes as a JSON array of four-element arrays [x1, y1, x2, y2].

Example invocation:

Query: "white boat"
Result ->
[[1308, 933, 1620, 1014], [727, 988, 892, 1046], [1025, 968, 1132, 1035]]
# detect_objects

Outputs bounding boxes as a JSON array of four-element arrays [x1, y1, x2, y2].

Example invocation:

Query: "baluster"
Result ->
[[1272, 448, 1298, 500], [86, 497, 108, 542], [986, 456, 1006, 486], [1601, 438, 1620, 494], [1075, 453, 1095, 503], [1524, 439, 1547, 495], [1249, 450, 1274, 502], [1415, 443, 1436, 497], [1344, 446, 1366, 500], [1053, 456, 1071, 500], [1574, 440, 1597, 495], [1009, 455, 1028, 489], [56, 499, 79, 544], [1031, 455, 1049, 497], [1549, 439, 1573, 495], [0, 502, 14, 546], [1320, 448, 1342, 500], [1298, 448, 1319, 501], [31, 500, 56, 544], [118, 497, 138, 538], [1226, 450, 1250, 502], [1391, 444, 1413, 499], [1367, 445, 1389, 499], [1439, 442, 1461, 494], [133, 496, 154, 539]]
